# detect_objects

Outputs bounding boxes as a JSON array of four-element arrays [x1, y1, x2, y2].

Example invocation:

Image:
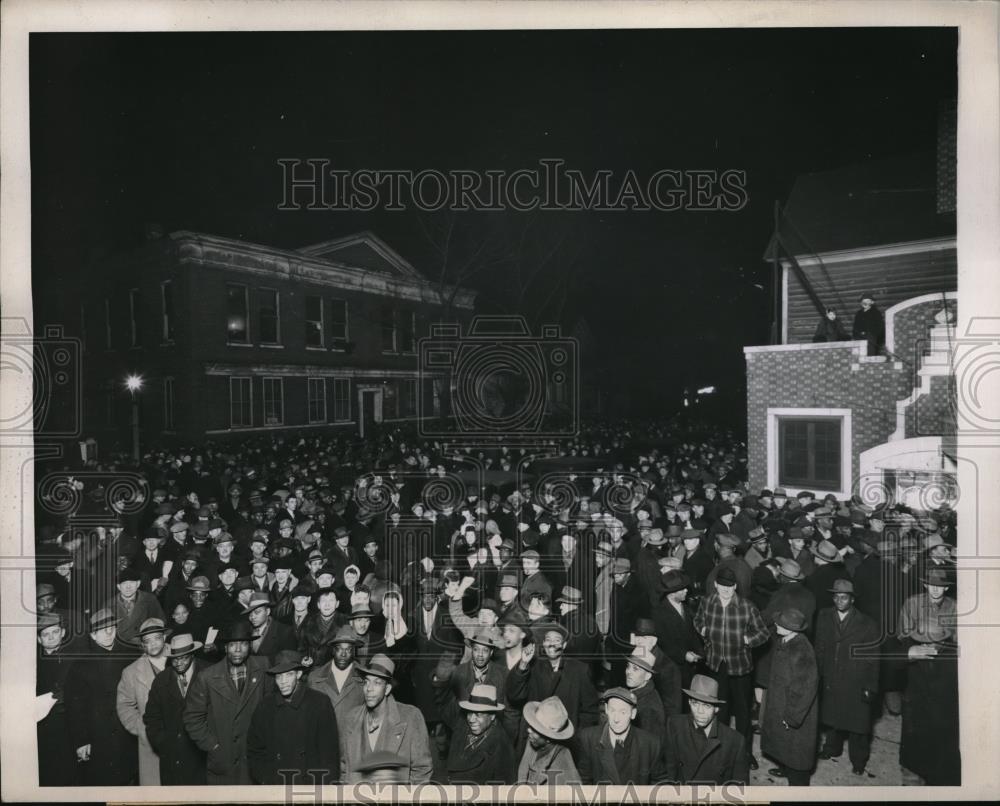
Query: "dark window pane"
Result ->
[[330, 299, 348, 345], [227, 285, 249, 342], [779, 417, 841, 490], [259, 290, 279, 344], [306, 296, 323, 347]]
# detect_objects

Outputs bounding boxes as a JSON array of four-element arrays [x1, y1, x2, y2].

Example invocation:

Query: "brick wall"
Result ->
[[745, 343, 911, 493], [890, 296, 957, 378], [910, 374, 956, 439]]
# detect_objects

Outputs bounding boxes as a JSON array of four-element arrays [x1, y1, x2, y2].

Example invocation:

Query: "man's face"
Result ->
[[605, 699, 635, 735], [38, 624, 65, 652], [143, 537, 160, 553], [479, 609, 498, 627], [37, 594, 57, 614], [170, 652, 195, 676], [274, 669, 301, 697], [352, 617, 371, 635], [118, 580, 140, 599], [362, 675, 390, 709], [248, 606, 270, 628], [217, 542, 233, 559], [316, 593, 337, 617], [926, 583, 947, 601], [625, 661, 651, 689], [861, 298, 873, 310], [522, 557, 539, 575], [92, 625, 117, 649], [541, 631, 564, 661], [274, 568, 290, 584], [595, 552, 609, 568], [499, 586, 517, 604], [668, 587, 688, 604], [526, 725, 550, 751], [789, 537, 805, 553], [612, 571, 630, 587], [502, 625, 524, 649], [470, 643, 492, 668], [715, 581, 736, 602], [220, 569, 238, 587], [689, 698, 719, 729], [292, 594, 310, 612], [190, 589, 208, 608], [225, 640, 250, 666], [832, 592, 853, 613], [332, 642, 355, 670], [141, 630, 166, 658], [422, 593, 437, 611], [465, 710, 495, 737], [364, 542, 379, 558]]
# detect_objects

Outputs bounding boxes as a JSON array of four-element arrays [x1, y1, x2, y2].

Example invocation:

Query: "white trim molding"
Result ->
[[885, 291, 957, 354], [857, 437, 957, 510], [766, 407, 853, 499], [778, 236, 956, 268]]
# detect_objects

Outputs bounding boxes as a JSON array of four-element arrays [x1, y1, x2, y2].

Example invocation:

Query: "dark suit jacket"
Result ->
[[577, 724, 666, 785], [307, 661, 365, 726], [432, 685, 516, 784], [182, 655, 270, 784], [252, 618, 297, 664], [663, 714, 748, 785], [143, 660, 208, 785], [652, 598, 704, 684], [505, 656, 599, 750]]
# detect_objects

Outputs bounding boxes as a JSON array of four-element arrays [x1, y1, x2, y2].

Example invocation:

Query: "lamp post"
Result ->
[[124, 375, 144, 462]]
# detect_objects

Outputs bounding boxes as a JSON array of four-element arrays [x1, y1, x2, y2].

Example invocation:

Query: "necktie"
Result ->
[[179, 674, 188, 696], [148, 551, 155, 563], [237, 674, 245, 693]]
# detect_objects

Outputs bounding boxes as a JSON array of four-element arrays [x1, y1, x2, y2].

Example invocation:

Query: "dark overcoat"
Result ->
[[307, 661, 365, 727], [37, 645, 80, 786], [577, 723, 666, 785], [252, 618, 297, 664], [143, 660, 208, 785], [182, 654, 270, 784], [663, 714, 748, 785], [652, 599, 704, 689], [760, 633, 819, 772], [899, 639, 960, 784], [246, 682, 340, 784], [814, 607, 880, 734]]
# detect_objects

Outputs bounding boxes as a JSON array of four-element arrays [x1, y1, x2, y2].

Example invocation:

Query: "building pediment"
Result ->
[[297, 231, 423, 280]]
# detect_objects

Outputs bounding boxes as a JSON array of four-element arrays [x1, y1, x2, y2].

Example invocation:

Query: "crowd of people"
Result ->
[[33, 418, 960, 788]]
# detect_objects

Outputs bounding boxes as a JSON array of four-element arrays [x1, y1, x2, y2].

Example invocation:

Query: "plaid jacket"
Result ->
[[693, 592, 769, 676]]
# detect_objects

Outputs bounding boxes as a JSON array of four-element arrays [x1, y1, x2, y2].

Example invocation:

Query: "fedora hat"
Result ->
[[498, 573, 520, 589], [923, 567, 953, 587], [327, 625, 364, 646], [775, 608, 808, 632], [644, 528, 668, 546], [530, 620, 569, 643], [681, 528, 703, 542], [358, 653, 395, 682], [186, 575, 211, 592], [626, 647, 656, 674], [267, 649, 306, 674], [89, 608, 119, 631], [683, 674, 725, 705], [633, 617, 656, 637], [117, 567, 142, 584], [241, 591, 273, 614], [466, 626, 504, 650], [138, 617, 167, 637], [658, 556, 683, 572], [715, 533, 740, 549], [810, 539, 843, 563], [458, 683, 505, 712], [348, 604, 375, 620], [829, 578, 855, 595], [523, 696, 574, 741], [164, 633, 203, 657], [776, 558, 804, 581], [610, 557, 631, 574], [714, 567, 738, 587], [219, 620, 254, 643], [353, 750, 408, 774], [556, 586, 584, 606], [661, 569, 691, 594]]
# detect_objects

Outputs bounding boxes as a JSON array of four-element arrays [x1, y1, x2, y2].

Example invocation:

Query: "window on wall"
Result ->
[[258, 289, 280, 344], [382, 381, 398, 420], [333, 378, 351, 421], [308, 378, 327, 423], [306, 296, 323, 347], [226, 284, 250, 343], [230, 377, 252, 428], [398, 311, 416, 353], [129, 289, 142, 348], [161, 281, 175, 342], [163, 378, 175, 430], [380, 306, 396, 352], [330, 299, 348, 348], [262, 377, 284, 425], [778, 417, 842, 490], [401, 379, 418, 417]]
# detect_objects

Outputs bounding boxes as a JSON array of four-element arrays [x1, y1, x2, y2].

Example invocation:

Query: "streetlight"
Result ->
[[124, 375, 144, 462]]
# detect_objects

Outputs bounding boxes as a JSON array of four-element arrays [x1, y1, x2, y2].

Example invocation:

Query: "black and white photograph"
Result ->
[[2, 0, 999, 802]]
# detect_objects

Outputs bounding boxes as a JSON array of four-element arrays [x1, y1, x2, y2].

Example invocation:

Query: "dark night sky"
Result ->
[[29, 28, 957, 419]]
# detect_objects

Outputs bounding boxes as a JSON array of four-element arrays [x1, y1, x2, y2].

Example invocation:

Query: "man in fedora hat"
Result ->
[[517, 696, 580, 785], [556, 586, 600, 668], [507, 621, 598, 756], [694, 565, 769, 771], [806, 539, 850, 613], [496, 572, 528, 625], [852, 291, 884, 356], [36, 612, 79, 785], [743, 527, 774, 570], [300, 588, 349, 667], [635, 528, 672, 610], [664, 674, 748, 785], [243, 591, 296, 664], [432, 626, 508, 707], [518, 550, 553, 612], [705, 533, 752, 600], [577, 687, 666, 785], [407, 576, 463, 726], [65, 609, 139, 784], [814, 579, 880, 775], [116, 618, 170, 784], [183, 619, 270, 784], [340, 654, 432, 783], [623, 647, 666, 729], [653, 570, 704, 691], [431, 682, 515, 784], [896, 566, 960, 785], [143, 633, 208, 784], [106, 566, 165, 651], [760, 608, 819, 785], [247, 650, 340, 785], [308, 626, 365, 727]]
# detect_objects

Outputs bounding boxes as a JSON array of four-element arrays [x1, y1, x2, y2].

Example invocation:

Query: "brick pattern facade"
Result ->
[[910, 374, 956, 439], [891, 296, 957, 376]]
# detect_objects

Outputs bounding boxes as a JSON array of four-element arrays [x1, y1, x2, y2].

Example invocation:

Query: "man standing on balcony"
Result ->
[[852, 292, 885, 356]]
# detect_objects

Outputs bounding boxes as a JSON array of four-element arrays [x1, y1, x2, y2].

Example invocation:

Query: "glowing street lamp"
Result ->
[[124, 375, 144, 461]]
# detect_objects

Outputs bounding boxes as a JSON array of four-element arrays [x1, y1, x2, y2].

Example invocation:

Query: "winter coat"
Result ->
[[246, 683, 340, 784], [36, 645, 80, 786], [339, 696, 433, 783], [663, 714, 748, 785], [814, 607, 880, 734], [577, 724, 666, 785], [517, 742, 580, 785], [115, 655, 167, 784], [143, 661, 208, 785], [306, 661, 365, 727], [760, 633, 819, 772]]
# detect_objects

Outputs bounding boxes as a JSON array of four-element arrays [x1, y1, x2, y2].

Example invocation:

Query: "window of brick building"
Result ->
[[380, 306, 396, 353], [329, 299, 349, 348], [226, 283, 250, 343], [778, 417, 842, 490], [263, 377, 284, 425], [230, 377, 252, 428], [306, 296, 324, 347], [333, 378, 351, 421], [258, 288, 280, 344], [308, 377, 327, 423], [161, 281, 175, 342], [163, 377, 175, 430]]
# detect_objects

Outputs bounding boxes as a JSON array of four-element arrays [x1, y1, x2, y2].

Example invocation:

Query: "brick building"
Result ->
[[744, 143, 959, 508], [72, 230, 475, 448]]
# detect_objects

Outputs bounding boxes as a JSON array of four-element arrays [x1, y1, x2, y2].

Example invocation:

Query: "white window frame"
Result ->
[[307, 377, 327, 423], [160, 281, 174, 343], [381, 306, 397, 353], [262, 376, 284, 425], [230, 376, 253, 428], [330, 298, 349, 348], [129, 289, 140, 348], [306, 296, 324, 349], [226, 283, 251, 344], [333, 377, 351, 422], [402, 378, 418, 417], [163, 377, 175, 431], [258, 287, 281, 345], [767, 407, 852, 498]]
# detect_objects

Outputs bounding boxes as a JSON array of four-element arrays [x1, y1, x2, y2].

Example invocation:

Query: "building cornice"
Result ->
[[777, 236, 956, 268]]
